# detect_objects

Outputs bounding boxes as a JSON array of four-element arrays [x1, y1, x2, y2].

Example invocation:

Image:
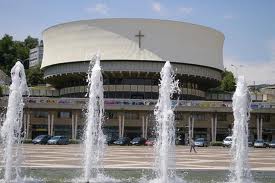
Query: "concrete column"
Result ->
[[51, 113, 54, 136], [256, 115, 260, 139], [75, 113, 78, 139], [214, 113, 217, 141], [188, 115, 192, 140], [211, 114, 215, 142], [118, 115, 122, 138], [122, 114, 125, 137], [260, 115, 263, 140], [23, 112, 27, 137], [145, 115, 148, 139], [142, 115, 145, 138], [26, 112, 30, 139], [191, 115, 194, 138], [72, 113, 75, 140], [48, 112, 51, 136]]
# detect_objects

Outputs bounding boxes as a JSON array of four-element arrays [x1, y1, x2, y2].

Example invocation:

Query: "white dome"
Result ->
[[41, 18, 224, 70]]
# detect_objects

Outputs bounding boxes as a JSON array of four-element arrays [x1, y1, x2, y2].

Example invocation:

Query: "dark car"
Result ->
[[32, 135, 52, 145], [106, 135, 118, 145], [47, 136, 69, 145], [130, 137, 146, 145], [269, 140, 275, 148], [113, 137, 131, 145], [194, 138, 208, 147], [176, 136, 185, 145]]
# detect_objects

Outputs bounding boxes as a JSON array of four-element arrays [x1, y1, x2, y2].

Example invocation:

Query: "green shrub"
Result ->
[[210, 141, 223, 146]]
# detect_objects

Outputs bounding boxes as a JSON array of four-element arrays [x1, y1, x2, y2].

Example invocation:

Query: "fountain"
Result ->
[[0, 61, 28, 182], [147, 61, 183, 183], [81, 53, 117, 183], [230, 75, 253, 183]]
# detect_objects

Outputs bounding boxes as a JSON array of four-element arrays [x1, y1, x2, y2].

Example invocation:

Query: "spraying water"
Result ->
[[0, 61, 28, 182], [148, 61, 183, 183], [83, 53, 106, 182], [230, 75, 253, 183]]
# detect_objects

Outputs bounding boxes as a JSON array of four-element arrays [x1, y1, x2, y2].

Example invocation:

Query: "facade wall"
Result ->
[[10, 97, 274, 142]]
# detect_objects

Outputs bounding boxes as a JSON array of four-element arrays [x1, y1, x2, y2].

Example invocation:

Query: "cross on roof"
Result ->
[[135, 30, 144, 49]]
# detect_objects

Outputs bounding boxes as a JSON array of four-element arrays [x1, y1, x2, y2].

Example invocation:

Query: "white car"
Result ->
[[254, 139, 267, 148], [194, 138, 208, 147], [223, 136, 232, 147]]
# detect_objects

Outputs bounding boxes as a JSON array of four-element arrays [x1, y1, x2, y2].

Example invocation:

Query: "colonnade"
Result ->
[[21, 111, 266, 141]]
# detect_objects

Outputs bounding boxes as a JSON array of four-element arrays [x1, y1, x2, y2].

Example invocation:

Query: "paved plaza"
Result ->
[[1, 144, 275, 171]]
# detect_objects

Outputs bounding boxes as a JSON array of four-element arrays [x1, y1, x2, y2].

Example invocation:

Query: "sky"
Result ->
[[0, 0, 275, 85]]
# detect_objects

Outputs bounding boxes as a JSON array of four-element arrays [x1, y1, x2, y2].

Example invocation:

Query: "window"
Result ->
[[106, 111, 118, 119], [217, 113, 227, 121], [33, 111, 48, 118], [175, 112, 184, 120], [262, 114, 270, 122], [58, 112, 71, 118], [193, 113, 206, 121], [125, 112, 139, 120]]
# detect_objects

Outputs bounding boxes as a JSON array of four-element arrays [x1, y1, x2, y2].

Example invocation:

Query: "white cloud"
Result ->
[[86, 3, 109, 15], [152, 2, 161, 13], [224, 57, 275, 85], [223, 15, 234, 20], [223, 39, 275, 85], [179, 7, 193, 15]]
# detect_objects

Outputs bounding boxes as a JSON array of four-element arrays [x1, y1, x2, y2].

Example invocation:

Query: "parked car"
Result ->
[[223, 136, 232, 147], [194, 138, 208, 147], [268, 140, 275, 148], [113, 137, 131, 145], [105, 135, 118, 145], [175, 136, 185, 145], [47, 136, 69, 145], [145, 138, 156, 146], [32, 135, 52, 145], [130, 137, 146, 145], [248, 139, 254, 147], [254, 139, 268, 148]]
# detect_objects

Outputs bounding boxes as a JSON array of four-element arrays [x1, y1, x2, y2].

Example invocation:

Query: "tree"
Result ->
[[24, 36, 38, 49], [26, 67, 45, 86], [0, 34, 39, 75], [220, 70, 236, 92], [0, 34, 17, 75]]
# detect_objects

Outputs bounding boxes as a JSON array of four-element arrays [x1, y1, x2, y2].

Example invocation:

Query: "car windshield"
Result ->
[[117, 137, 125, 141], [51, 136, 61, 140], [148, 138, 155, 141], [225, 137, 232, 141], [256, 140, 263, 143], [34, 135, 46, 140], [271, 140, 275, 143], [196, 138, 204, 142], [132, 137, 141, 141]]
